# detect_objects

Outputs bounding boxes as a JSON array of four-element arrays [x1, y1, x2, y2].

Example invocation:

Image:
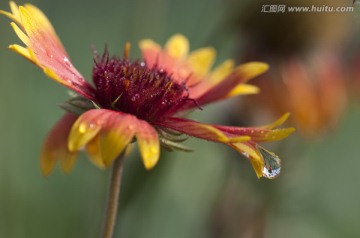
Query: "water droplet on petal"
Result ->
[[64, 57, 71, 67], [257, 145, 281, 179], [79, 123, 88, 133], [242, 152, 250, 158]]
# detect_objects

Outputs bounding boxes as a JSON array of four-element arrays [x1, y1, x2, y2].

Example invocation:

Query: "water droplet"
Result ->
[[79, 123, 88, 133], [131, 94, 140, 102], [257, 145, 281, 179], [63, 57, 71, 67], [242, 152, 250, 158]]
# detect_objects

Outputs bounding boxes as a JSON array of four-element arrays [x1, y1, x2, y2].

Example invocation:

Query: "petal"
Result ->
[[85, 135, 105, 168], [10, 22, 29, 45], [229, 142, 264, 178], [95, 113, 137, 166], [0, 2, 21, 24], [80, 110, 137, 168], [225, 84, 260, 98], [195, 62, 268, 106], [213, 114, 295, 143], [1, 3, 95, 99], [165, 34, 189, 59], [135, 120, 160, 170], [187, 47, 216, 78], [9, 44, 32, 62], [155, 117, 250, 143], [259, 113, 291, 129], [139, 39, 161, 68], [68, 109, 112, 151], [209, 59, 234, 84], [40, 113, 78, 176]]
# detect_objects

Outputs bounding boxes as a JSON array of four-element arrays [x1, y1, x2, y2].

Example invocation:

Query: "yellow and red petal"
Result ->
[[85, 135, 106, 168], [68, 109, 159, 170], [229, 142, 264, 178], [139, 39, 162, 69], [213, 114, 295, 142], [140, 35, 192, 84], [165, 34, 189, 59], [259, 113, 291, 129], [188, 47, 216, 78], [208, 59, 234, 85], [92, 112, 137, 167], [1, 2, 95, 99], [135, 120, 160, 170], [156, 115, 292, 179], [40, 113, 78, 176], [193, 62, 268, 107], [230, 142, 282, 179], [214, 125, 295, 143], [68, 109, 112, 151], [155, 117, 250, 143]]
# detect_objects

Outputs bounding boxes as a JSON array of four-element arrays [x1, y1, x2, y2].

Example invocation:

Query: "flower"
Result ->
[[243, 52, 347, 138], [1, 2, 294, 179]]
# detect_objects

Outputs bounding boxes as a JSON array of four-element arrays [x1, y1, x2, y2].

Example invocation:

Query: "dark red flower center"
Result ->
[[92, 51, 191, 122]]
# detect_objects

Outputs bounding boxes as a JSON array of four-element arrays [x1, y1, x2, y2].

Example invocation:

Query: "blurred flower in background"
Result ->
[[245, 52, 347, 137]]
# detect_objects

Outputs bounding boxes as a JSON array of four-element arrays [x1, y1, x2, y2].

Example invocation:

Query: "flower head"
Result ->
[[245, 53, 347, 138], [1, 2, 294, 178]]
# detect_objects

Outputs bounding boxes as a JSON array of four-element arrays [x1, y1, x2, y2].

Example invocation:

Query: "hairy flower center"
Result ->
[[92, 52, 190, 121]]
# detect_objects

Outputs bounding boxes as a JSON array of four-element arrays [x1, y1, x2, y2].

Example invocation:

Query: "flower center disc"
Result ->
[[92, 53, 190, 122]]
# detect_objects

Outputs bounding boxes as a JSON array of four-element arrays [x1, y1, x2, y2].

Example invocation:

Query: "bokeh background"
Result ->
[[1, 0, 360, 237]]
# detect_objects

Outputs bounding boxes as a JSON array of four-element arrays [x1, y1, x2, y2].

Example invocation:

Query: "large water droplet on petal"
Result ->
[[257, 145, 281, 179]]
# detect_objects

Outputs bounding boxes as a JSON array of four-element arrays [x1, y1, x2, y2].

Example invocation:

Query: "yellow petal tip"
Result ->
[[166, 34, 189, 59], [142, 146, 160, 170]]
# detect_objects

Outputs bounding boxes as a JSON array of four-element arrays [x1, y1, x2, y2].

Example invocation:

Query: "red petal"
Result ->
[[40, 113, 78, 176], [155, 117, 249, 143]]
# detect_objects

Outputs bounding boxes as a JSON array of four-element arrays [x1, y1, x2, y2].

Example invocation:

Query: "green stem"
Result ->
[[101, 153, 125, 238]]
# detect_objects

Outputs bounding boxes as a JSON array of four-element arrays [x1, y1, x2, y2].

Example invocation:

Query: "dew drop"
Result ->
[[257, 145, 281, 179], [242, 152, 250, 158], [79, 123, 88, 133], [64, 57, 71, 67], [131, 94, 140, 102]]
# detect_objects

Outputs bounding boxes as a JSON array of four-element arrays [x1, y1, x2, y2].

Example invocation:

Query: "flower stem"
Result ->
[[102, 152, 125, 238]]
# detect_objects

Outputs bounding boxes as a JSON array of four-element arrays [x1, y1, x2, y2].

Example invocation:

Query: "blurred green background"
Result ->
[[1, 0, 360, 237]]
